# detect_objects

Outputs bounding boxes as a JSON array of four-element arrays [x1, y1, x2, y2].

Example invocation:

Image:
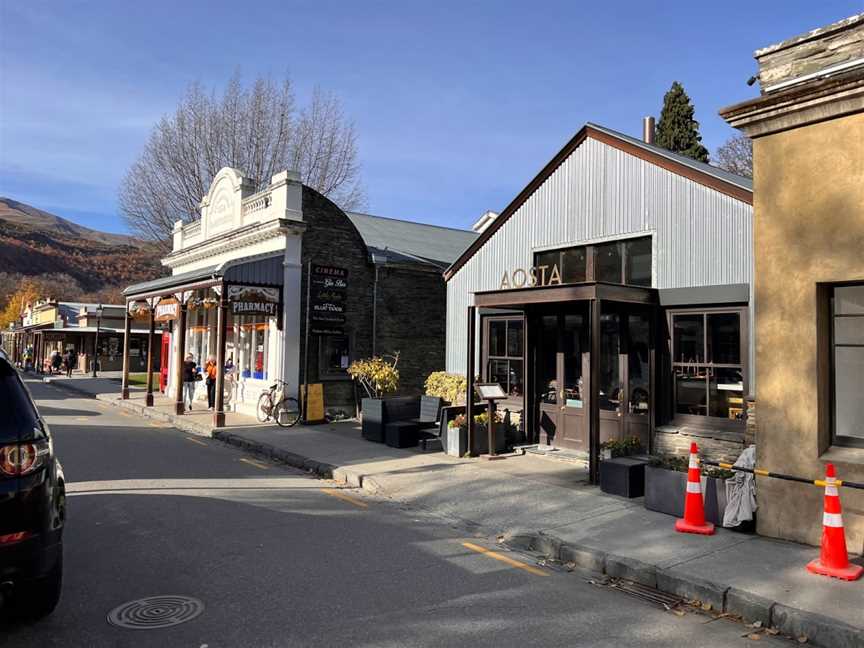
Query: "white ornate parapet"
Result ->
[[165, 168, 305, 272], [169, 168, 303, 255]]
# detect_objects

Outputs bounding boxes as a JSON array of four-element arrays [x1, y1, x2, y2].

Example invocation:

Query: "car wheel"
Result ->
[[9, 550, 62, 621]]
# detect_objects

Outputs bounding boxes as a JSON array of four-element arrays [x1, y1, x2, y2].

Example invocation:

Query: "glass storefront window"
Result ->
[[599, 313, 621, 411], [595, 242, 622, 283], [485, 317, 524, 399], [534, 237, 652, 286], [709, 367, 745, 419], [673, 315, 704, 364], [670, 309, 745, 423], [708, 313, 740, 364], [320, 335, 350, 378], [563, 314, 584, 408], [625, 238, 652, 286], [539, 315, 558, 405], [561, 247, 587, 283], [628, 313, 650, 415], [832, 284, 864, 445]]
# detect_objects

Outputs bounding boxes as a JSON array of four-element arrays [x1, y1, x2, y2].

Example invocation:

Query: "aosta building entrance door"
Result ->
[[534, 304, 652, 454]]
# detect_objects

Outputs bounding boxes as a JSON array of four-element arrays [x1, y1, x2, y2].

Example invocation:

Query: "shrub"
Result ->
[[347, 354, 400, 399], [424, 371, 467, 405]]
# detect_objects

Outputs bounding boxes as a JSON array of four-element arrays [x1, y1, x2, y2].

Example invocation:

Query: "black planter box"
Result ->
[[385, 421, 419, 448], [600, 458, 646, 498], [361, 398, 386, 442], [644, 465, 728, 525]]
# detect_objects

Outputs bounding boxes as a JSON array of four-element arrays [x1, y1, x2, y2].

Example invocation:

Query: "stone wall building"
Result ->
[[721, 13, 864, 549], [122, 168, 476, 423]]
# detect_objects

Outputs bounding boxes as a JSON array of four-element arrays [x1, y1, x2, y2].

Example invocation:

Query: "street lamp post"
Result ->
[[91, 303, 103, 378]]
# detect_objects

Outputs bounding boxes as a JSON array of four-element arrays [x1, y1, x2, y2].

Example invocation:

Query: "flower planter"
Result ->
[[600, 458, 646, 498], [361, 398, 386, 442], [644, 465, 728, 526]]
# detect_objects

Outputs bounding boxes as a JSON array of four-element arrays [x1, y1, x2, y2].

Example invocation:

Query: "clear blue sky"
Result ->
[[1, 1, 860, 235]]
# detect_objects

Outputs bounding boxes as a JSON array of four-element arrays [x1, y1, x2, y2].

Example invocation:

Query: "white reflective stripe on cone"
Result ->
[[686, 481, 702, 494], [823, 512, 844, 528], [826, 486, 839, 497], [689, 457, 698, 469]]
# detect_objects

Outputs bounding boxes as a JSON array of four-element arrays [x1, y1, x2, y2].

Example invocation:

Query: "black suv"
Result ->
[[0, 351, 65, 619]]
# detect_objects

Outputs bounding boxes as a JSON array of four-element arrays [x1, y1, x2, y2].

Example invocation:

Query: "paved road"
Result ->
[[1, 379, 787, 647]]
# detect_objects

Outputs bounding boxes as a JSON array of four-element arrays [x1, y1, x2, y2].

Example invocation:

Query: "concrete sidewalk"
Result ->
[[40, 372, 864, 648]]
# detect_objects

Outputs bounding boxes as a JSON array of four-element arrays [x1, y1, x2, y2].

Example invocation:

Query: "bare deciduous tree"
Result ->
[[120, 73, 366, 247], [715, 134, 753, 179]]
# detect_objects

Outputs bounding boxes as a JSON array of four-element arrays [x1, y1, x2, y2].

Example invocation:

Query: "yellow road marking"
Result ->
[[75, 417, 89, 421], [320, 488, 369, 509], [185, 437, 208, 447], [239, 457, 271, 470], [461, 542, 550, 577]]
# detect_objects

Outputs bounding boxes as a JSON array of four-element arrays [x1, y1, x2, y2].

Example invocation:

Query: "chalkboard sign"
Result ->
[[310, 265, 348, 334]]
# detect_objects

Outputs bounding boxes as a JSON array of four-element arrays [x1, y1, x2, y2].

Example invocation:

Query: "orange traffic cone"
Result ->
[[806, 463, 863, 581], [675, 442, 715, 535]]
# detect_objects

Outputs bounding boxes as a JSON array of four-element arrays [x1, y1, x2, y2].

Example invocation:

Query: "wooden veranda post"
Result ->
[[121, 306, 132, 399], [213, 288, 227, 428], [145, 306, 155, 407], [174, 300, 187, 415]]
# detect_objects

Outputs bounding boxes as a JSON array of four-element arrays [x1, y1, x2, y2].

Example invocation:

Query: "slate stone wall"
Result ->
[[299, 187, 447, 417]]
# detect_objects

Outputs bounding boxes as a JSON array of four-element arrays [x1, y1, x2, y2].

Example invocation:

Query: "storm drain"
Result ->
[[606, 579, 683, 610], [107, 595, 204, 629]]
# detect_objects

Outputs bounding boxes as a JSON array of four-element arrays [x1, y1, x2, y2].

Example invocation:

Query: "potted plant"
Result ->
[[644, 455, 733, 525], [465, 411, 513, 455], [600, 436, 642, 460], [347, 354, 400, 443], [424, 371, 467, 406]]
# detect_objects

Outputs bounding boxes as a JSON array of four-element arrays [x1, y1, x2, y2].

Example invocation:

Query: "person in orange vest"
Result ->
[[205, 355, 218, 411]]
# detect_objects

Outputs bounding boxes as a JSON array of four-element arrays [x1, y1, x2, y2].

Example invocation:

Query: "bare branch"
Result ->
[[715, 134, 753, 179], [120, 73, 366, 243]]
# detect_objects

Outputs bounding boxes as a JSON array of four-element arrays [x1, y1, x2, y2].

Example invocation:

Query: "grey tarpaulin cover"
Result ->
[[723, 445, 757, 528]]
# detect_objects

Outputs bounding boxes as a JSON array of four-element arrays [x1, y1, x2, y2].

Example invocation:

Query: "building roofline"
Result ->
[[442, 123, 753, 282], [346, 210, 474, 234]]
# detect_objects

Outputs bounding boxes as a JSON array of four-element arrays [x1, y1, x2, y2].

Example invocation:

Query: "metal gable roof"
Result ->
[[346, 211, 478, 269], [586, 123, 753, 192], [443, 122, 754, 281]]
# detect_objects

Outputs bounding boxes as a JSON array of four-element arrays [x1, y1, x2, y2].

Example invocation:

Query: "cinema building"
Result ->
[[445, 122, 754, 481], [122, 168, 475, 424]]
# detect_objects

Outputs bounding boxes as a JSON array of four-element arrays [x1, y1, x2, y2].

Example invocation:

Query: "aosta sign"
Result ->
[[500, 264, 562, 290]]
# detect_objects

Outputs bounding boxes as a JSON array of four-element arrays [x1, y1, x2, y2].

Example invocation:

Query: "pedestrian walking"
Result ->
[[50, 350, 61, 375], [205, 355, 218, 410], [63, 348, 76, 378], [182, 353, 199, 411]]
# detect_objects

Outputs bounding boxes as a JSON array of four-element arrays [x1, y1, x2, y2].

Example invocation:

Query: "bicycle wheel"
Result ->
[[273, 397, 301, 428], [256, 392, 272, 423]]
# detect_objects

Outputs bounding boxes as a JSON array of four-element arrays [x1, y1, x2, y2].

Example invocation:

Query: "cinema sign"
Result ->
[[499, 264, 562, 290]]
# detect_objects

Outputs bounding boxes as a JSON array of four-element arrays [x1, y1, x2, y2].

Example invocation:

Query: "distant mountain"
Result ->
[[0, 197, 165, 293], [0, 197, 137, 247]]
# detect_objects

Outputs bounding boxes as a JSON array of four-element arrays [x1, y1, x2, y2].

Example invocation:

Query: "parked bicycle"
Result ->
[[256, 379, 301, 427]]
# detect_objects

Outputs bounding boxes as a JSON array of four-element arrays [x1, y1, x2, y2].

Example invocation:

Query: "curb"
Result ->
[[501, 530, 860, 648]]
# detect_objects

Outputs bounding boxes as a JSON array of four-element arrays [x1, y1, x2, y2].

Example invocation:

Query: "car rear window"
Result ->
[[0, 361, 40, 443]]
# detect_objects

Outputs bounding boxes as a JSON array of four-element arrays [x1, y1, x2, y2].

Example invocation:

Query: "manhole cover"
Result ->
[[107, 595, 204, 629]]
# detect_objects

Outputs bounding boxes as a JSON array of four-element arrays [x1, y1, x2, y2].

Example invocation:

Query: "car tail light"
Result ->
[[0, 441, 49, 477], [0, 531, 32, 544]]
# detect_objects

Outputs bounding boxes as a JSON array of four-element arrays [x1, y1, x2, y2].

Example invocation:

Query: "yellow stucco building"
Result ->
[[721, 14, 864, 550]]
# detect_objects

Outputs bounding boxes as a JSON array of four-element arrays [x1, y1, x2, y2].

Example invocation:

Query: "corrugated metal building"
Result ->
[[444, 122, 754, 479]]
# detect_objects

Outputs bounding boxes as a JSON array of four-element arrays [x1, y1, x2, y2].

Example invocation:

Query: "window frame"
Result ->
[[666, 305, 748, 430], [533, 235, 653, 287], [318, 333, 352, 381], [828, 282, 864, 449], [481, 315, 525, 403]]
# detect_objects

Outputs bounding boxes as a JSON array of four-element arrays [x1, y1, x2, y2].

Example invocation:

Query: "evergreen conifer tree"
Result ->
[[655, 82, 710, 163]]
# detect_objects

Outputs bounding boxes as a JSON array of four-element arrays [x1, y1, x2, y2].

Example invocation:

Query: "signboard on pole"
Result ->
[[310, 265, 348, 335], [154, 297, 180, 322]]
